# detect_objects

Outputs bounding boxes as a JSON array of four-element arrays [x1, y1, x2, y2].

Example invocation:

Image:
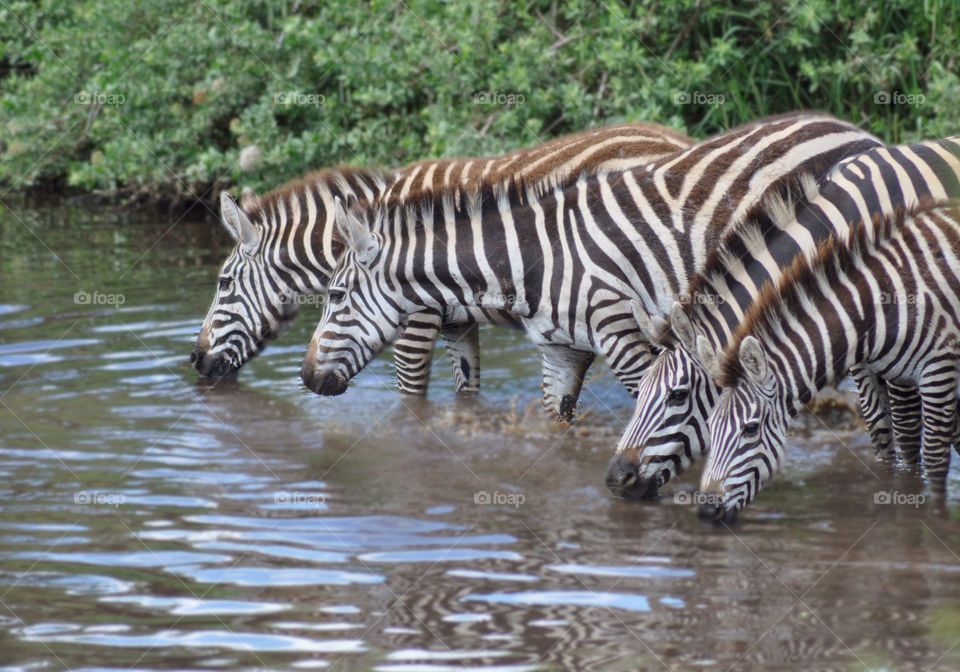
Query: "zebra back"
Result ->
[[381, 122, 692, 205]]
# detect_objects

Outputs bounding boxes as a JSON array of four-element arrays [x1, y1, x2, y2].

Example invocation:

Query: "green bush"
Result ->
[[1, 0, 957, 203]]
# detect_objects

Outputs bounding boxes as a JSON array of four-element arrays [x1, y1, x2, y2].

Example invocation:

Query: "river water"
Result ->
[[1, 194, 959, 671]]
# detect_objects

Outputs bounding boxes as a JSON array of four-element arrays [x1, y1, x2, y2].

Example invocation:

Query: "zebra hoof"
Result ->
[[557, 395, 576, 423]]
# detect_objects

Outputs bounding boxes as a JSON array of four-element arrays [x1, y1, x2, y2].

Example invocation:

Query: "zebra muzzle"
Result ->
[[696, 499, 738, 526], [190, 347, 236, 378], [605, 454, 660, 500], [301, 363, 349, 396]]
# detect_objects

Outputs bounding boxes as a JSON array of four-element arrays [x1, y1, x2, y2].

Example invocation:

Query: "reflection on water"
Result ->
[[1, 193, 959, 671]]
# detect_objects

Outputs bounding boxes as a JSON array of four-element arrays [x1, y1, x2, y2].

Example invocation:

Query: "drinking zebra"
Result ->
[[698, 198, 960, 523], [606, 135, 960, 499], [190, 122, 692, 396], [301, 113, 883, 421]]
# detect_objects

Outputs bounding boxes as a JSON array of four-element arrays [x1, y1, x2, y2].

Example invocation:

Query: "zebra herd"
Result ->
[[191, 112, 960, 524]]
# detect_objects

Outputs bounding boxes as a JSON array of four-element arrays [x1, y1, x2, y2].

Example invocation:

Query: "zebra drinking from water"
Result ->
[[698, 198, 960, 523], [191, 122, 692, 396], [606, 135, 960, 499], [301, 113, 883, 421]]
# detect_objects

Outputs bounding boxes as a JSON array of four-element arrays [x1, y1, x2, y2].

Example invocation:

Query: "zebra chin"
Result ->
[[696, 489, 741, 525], [300, 364, 349, 396]]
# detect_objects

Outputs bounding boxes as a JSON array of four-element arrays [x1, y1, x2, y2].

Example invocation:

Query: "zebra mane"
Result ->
[[718, 198, 933, 388], [373, 122, 691, 214], [241, 164, 391, 226], [670, 173, 821, 345]]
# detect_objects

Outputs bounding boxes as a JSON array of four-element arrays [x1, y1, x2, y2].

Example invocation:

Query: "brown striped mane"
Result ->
[[718, 200, 930, 387], [241, 164, 391, 223], [378, 122, 693, 210], [668, 173, 821, 347]]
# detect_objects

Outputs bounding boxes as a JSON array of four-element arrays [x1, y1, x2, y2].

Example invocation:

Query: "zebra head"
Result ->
[[607, 302, 719, 499], [700, 335, 788, 524], [191, 191, 299, 377], [301, 200, 407, 395]]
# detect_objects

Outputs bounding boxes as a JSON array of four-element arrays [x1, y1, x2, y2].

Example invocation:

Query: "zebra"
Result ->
[[190, 122, 692, 397], [606, 135, 960, 499], [697, 198, 960, 523], [300, 113, 884, 422]]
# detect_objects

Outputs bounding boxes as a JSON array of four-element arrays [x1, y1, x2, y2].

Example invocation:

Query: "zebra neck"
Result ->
[[761, 283, 876, 419], [388, 193, 544, 318], [688, 134, 960, 359]]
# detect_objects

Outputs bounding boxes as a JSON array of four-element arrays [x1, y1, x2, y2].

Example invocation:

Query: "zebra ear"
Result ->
[[670, 302, 696, 351], [739, 336, 770, 385], [220, 191, 259, 251], [630, 301, 663, 341], [334, 197, 379, 264], [696, 335, 724, 381]]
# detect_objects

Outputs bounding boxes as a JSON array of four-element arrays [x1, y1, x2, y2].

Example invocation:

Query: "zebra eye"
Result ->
[[218, 277, 233, 292], [328, 289, 346, 303], [667, 388, 689, 405], [743, 420, 760, 436]]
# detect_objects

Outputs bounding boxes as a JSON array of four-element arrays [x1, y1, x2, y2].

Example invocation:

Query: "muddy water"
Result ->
[[1, 194, 959, 671]]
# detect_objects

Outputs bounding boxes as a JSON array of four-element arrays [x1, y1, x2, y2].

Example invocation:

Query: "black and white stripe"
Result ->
[[700, 199, 960, 522], [606, 135, 960, 499], [192, 122, 690, 395], [302, 113, 883, 421]]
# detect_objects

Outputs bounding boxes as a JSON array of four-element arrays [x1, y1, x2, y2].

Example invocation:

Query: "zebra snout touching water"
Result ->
[[698, 198, 960, 523], [606, 323, 716, 500], [606, 133, 960, 502]]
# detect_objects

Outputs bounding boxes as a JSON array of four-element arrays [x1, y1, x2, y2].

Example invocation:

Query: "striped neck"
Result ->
[[247, 167, 390, 295], [685, 134, 960, 354]]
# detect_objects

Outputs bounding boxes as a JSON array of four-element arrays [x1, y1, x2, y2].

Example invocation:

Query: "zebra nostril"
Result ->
[[620, 471, 637, 488], [189, 351, 198, 365]]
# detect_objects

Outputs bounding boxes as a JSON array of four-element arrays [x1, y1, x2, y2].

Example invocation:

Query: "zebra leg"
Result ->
[[539, 344, 595, 422], [851, 368, 893, 460], [440, 320, 481, 394], [919, 366, 958, 491], [393, 310, 443, 395], [887, 381, 923, 465]]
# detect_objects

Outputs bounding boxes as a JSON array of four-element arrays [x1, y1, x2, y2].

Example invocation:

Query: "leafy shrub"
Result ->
[[1, 0, 957, 203]]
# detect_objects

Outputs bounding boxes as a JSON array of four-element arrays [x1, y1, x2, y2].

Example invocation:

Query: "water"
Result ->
[[1, 193, 959, 671]]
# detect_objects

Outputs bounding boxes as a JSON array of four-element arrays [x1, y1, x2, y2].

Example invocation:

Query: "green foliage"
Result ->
[[0, 0, 957, 202]]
